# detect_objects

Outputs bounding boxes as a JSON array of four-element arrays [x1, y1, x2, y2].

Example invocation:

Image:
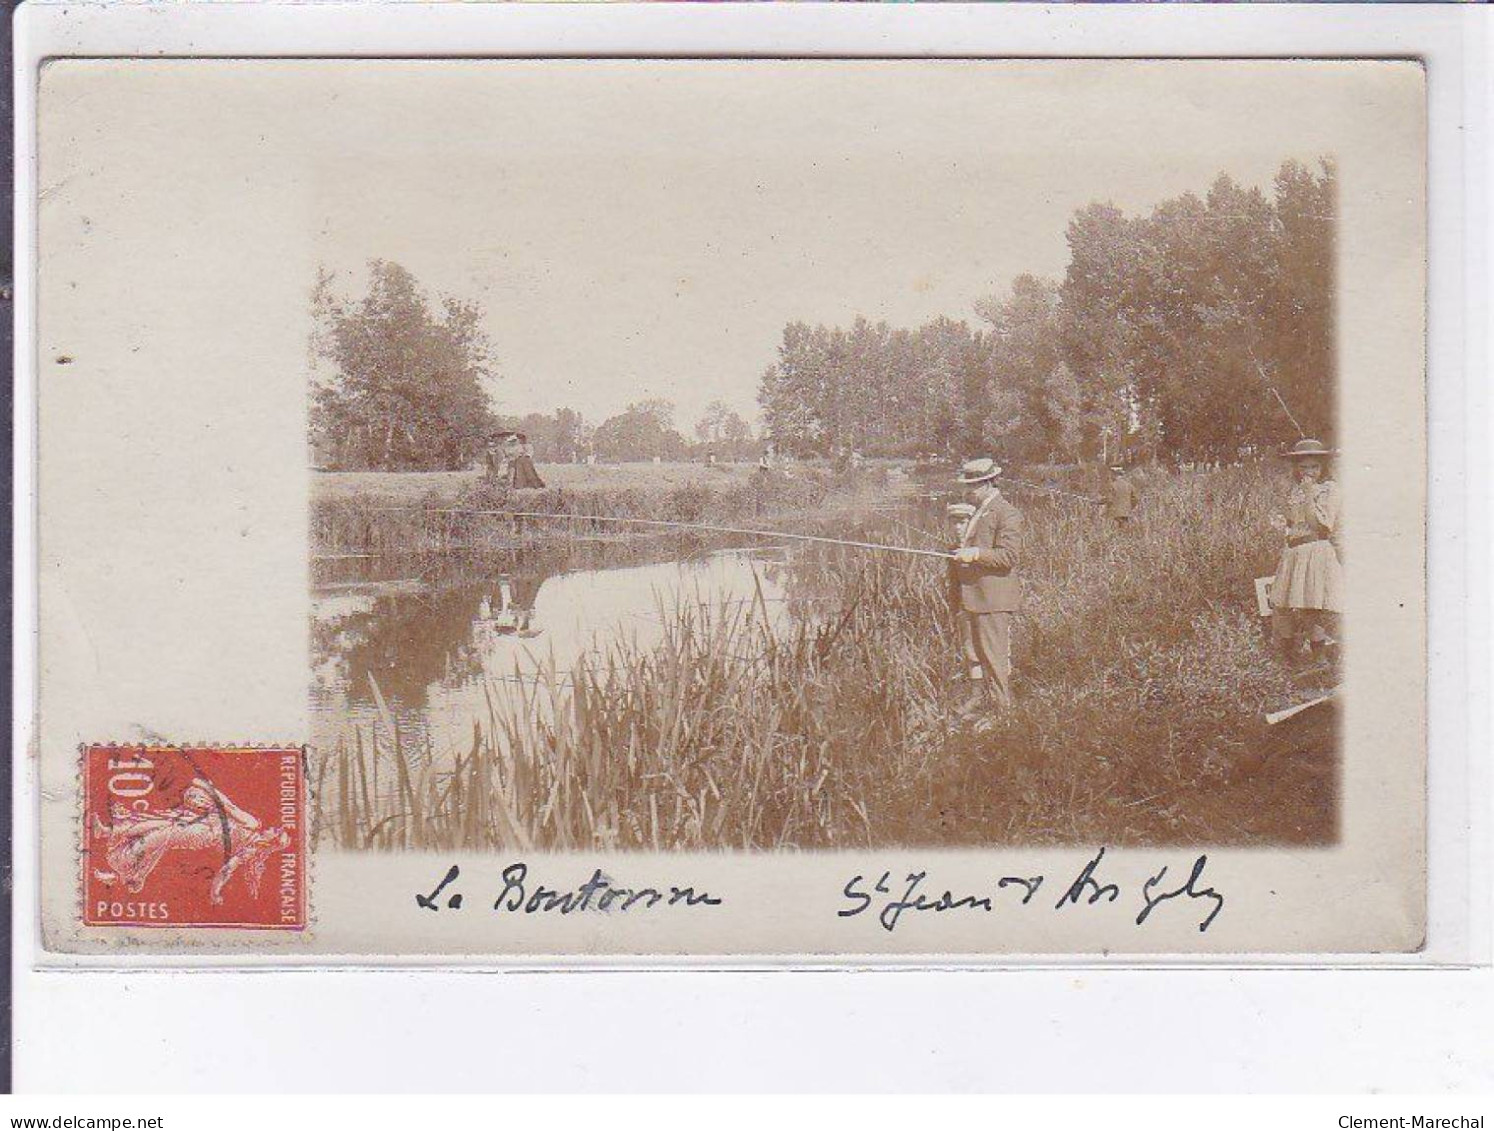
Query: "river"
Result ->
[[310, 539, 819, 766]]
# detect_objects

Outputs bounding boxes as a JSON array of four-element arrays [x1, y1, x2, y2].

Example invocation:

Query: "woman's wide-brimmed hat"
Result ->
[[956, 457, 1003, 485], [1283, 438, 1336, 459]]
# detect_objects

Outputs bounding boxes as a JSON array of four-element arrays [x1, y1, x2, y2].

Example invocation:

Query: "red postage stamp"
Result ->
[[82, 745, 306, 929]]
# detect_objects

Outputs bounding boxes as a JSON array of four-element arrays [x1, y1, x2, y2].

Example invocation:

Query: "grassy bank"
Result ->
[[311, 461, 851, 557], [311, 462, 1339, 851]]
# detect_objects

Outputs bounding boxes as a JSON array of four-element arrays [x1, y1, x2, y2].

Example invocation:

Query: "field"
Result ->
[[310, 461, 1339, 852], [313, 461, 768, 505], [311, 460, 847, 558]]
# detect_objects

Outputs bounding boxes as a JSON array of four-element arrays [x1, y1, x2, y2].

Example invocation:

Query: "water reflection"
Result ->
[[310, 544, 798, 763]]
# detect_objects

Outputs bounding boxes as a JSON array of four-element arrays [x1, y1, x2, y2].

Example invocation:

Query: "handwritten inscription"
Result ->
[[413, 850, 1225, 935], [839, 849, 1225, 934], [416, 862, 723, 916]]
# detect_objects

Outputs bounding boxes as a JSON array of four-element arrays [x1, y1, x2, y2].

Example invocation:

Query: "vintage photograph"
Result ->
[[34, 56, 1426, 957], [16, 0, 1482, 1100], [305, 60, 1344, 855]]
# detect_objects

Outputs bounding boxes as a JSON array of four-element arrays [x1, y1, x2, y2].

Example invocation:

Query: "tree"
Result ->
[[695, 400, 755, 459], [694, 400, 733, 444], [752, 156, 1336, 465], [759, 322, 835, 456], [976, 275, 1084, 462], [720, 411, 754, 458], [310, 261, 499, 470], [1056, 160, 1336, 462], [498, 407, 591, 463], [592, 399, 688, 462], [1059, 202, 1146, 460], [552, 407, 589, 463], [1263, 158, 1336, 442]]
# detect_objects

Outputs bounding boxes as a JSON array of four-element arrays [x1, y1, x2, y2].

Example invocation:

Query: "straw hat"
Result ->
[[1283, 438, 1335, 459], [956, 457, 1003, 485]]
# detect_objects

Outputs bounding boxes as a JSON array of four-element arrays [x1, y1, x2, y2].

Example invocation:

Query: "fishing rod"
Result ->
[[995, 476, 1100, 505], [1245, 343, 1308, 440], [380, 506, 956, 560]]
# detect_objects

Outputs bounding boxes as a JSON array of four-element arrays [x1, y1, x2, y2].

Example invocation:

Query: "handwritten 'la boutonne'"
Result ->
[[415, 849, 1222, 934]]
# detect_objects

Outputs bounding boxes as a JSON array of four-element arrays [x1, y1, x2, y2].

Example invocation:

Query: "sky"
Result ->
[[112, 59, 1390, 434]]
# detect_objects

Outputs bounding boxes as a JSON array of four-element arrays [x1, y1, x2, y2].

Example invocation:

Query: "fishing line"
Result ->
[[995, 477, 1100, 504], [369, 506, 956, 560]]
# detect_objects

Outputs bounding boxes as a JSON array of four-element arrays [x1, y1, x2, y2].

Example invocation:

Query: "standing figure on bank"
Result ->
[[1269, 438, 1343, 663], [1104, 464, 1137, 526], [508, 432, 546, 489], [484, 436, 513, 484], [945, 502, 982, 683], [951, 458, 1023, 711]]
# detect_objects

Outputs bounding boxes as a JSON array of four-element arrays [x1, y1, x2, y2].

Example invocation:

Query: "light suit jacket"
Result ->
[[954, 492, 1023, 614]]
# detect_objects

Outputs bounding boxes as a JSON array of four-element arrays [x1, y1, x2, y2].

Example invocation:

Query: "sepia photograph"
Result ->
[[17, 0, 1494, 1104], [33, 56, 1425, 957], [304, 60, 1345, 855]]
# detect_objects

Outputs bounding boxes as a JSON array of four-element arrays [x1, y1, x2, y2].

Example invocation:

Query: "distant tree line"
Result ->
[[758, 159, 1336, 464], [309, 159, 1332, 470], [309, 263, 757, 470]]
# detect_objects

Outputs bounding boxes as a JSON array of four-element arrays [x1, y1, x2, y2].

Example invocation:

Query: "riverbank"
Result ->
[[311, 460, 881, 557], [310, 462, 1340, 852]]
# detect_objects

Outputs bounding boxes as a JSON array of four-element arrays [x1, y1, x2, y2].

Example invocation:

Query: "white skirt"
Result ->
[[1271, 540, 1343, 613]]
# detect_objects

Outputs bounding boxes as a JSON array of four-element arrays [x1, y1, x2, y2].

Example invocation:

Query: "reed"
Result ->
[[311, 462, 1338, 850], [311, 468, 839, 557]]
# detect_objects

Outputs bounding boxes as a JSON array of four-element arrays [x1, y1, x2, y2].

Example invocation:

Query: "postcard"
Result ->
[[30, 58, 1426, 959]]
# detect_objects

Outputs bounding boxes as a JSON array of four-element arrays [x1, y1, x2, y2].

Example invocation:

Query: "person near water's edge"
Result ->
[[1268, 438, 1343, 664], [1104, 463, 1137, 525], [508, 432, 546, 489], [945, 502, 982, 683], [951, 458, 1022, 711]]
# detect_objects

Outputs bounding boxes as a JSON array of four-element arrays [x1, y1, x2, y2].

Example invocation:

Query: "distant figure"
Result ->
[[945, 503, 982, 682], [508, 433, 546, 489], [1269, 439, 1343, 663], [1104, 464, 1137, 525], [484, 441, 512, 484], [950, 458, 1023, 711], [758, 442, 777, 471], [479, 574, 539, 636]]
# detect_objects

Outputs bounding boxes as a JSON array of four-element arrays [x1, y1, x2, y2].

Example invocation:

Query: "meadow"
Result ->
[[311, 460, 841, 557], [310, 461, 1339, 852]]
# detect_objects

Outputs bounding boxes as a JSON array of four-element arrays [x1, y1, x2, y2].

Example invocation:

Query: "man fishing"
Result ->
[[945, 502, 982, 683], [1103, 463, 1137, 526], [950, 458, 1023, 711]]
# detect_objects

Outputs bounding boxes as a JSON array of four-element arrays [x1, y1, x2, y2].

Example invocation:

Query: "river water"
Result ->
[[309, 540, 809, 764]]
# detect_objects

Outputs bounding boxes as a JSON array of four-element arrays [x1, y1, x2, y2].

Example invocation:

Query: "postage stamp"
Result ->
[[82, 745, 307, 930]]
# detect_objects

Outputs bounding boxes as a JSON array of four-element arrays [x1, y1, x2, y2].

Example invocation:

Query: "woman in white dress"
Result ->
[[1269, 438, 1344, 663]]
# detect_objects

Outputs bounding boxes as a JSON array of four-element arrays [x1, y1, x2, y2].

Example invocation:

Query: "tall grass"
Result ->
[[311, 463, 1338, 850], [311, 468, 839, 557]]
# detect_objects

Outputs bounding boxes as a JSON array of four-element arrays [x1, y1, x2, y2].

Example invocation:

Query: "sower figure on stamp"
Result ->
[[1268, 438, 1343, 664], [951, 458, 1023, 712]]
